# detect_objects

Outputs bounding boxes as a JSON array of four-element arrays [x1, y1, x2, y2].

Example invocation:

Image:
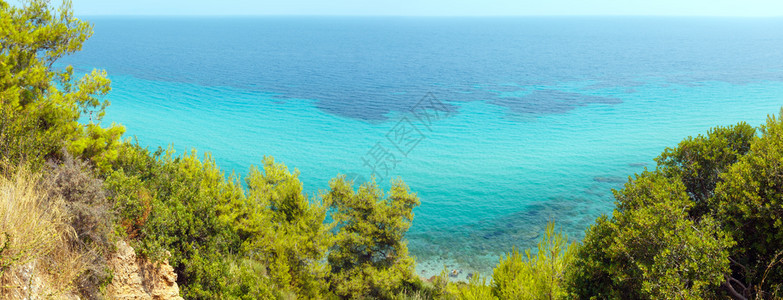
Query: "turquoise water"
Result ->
[[102, 73, 783, 277], [64, 17, 783, 277]]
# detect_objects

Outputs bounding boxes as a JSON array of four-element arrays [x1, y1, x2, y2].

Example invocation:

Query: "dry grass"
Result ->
[[0, 168, 86, 298], [0, 168, 66, 271]]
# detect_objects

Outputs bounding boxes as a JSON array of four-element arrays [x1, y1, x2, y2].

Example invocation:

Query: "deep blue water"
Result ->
[[64, 16, 783, 277]]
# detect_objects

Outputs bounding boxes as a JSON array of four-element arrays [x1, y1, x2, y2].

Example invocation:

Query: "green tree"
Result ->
[[712, 111, 783, 299], [240, 156, 331, 298], [655, 122, 755, 217], [567, 119, 783, 300], [0, 0, 123, 172], [569, 171, 733, 299], [324, 176, 422, 298]]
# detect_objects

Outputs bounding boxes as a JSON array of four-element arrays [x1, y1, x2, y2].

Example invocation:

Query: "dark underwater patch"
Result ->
[[490, 89, 623, 117]]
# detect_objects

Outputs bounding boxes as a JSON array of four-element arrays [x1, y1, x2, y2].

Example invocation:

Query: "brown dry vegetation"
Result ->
[[0, 168, 85, 299]]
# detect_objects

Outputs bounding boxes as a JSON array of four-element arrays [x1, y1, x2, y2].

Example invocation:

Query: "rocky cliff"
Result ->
[[106, 241, 183, 300]]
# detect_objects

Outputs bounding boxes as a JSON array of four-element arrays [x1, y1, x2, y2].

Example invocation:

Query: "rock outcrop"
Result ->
[[106, 241, 183, 300], [2, 260, 80, 300]]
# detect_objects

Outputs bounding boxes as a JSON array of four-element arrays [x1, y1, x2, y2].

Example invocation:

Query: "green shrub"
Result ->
[[491, 222, 576, 300], [324, 176, 422, 298], [106, 145, 336, 298], [0, 106, 57, 174], [44, 152, 115, 298], [104, 145, 247, 298], [224, 257, 281, 299], [452, 273, 494, 300]]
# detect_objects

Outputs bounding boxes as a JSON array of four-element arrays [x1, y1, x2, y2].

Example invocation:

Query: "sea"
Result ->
[[62, 16, 783, 279]]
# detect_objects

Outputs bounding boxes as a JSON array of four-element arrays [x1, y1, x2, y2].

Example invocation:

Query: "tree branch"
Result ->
[[722, 275, 748, 300]]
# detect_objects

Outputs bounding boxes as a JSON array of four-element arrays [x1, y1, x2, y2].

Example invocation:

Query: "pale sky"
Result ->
[[44, 0, 783, 17]]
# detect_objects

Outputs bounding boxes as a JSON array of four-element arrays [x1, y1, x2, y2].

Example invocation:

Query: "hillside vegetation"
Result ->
[[1, 1, 781, 299]]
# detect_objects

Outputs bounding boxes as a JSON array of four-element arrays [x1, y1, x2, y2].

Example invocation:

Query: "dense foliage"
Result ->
[[0, 0, 121, 174], [713, 116, 783, 298], [2, 0, 783, 299], [569, 172, 734, 299], [325, 177, 421, 298], [570, 120, 783, 299]]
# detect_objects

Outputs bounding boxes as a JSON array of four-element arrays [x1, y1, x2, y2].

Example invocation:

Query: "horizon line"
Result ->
[[74, 13, 783, 18]]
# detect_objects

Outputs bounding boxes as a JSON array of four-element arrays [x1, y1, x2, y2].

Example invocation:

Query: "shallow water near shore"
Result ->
[[64, 16, 783, 277]]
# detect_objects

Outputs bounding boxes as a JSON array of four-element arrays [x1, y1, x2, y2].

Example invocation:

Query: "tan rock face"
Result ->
[[106, 241, 183, 300], [1, 259, 81, 299]]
